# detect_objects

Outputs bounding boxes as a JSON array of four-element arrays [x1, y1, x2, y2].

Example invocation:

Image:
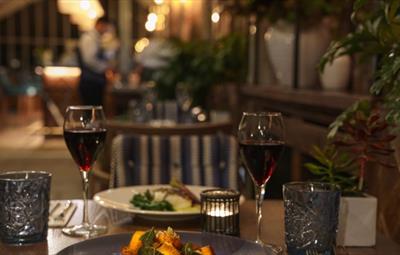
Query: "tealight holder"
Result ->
[[200, 189, 240, 236]]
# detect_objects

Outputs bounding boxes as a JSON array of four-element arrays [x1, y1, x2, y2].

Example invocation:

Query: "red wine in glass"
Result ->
[[62, 105, 107, 238], [64, 129, 107, 172], [239, 140, 284, 186], [238, 112, 284, 249]]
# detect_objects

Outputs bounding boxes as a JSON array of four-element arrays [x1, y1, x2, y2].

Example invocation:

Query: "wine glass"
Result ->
[[238, 112, 285, 246], [62, 105, 107, 237]]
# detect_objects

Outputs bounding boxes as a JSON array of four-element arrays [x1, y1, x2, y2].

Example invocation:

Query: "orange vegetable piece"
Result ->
[[157, 243, 181, 255], [128, 230, 145, 254], [121, 246, 133, 255], [199, 245, 215, 255], [156, 228, 182, 249]]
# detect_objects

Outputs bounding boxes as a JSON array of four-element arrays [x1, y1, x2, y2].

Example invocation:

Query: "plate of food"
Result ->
[[94, 181, 213, 221], [56, 227, 282, 255]]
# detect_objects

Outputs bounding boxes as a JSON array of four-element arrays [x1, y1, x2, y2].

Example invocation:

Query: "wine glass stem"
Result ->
[[255, 183, 266, 244], [80, 170, 90, 227]]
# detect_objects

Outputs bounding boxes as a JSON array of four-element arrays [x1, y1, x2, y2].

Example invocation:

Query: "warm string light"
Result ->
[[211, 6, 221, 24], [145, 0, 172, 32], [134, 38, 150, 53], [57, 0, 104, 31], [154, 0, 164, 5], [211, 12, 220, 23]]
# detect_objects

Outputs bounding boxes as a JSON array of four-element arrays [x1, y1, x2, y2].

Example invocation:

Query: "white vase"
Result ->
[[337, 195, 377, 247], [264, 21, 331, 89], [320, 55, 351, 91]]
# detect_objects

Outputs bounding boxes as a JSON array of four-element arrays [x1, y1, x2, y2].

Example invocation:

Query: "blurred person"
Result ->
[[77, 17, 117, 106]]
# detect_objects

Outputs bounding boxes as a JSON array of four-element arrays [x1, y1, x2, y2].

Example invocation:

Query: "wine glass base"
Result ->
[[62, 223, 107, 238], [255, 240, 283, 255]]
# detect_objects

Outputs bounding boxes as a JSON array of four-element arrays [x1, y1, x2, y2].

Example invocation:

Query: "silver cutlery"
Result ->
[[305, 249, 319, 255], [49, 202, 61, 216], [54, 200, 73, 221]]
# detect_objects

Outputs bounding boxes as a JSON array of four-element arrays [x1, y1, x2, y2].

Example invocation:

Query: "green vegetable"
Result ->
[[138, 246, 162, 255], [140, 228, 156, 246], [138, 228, 163, 255], [130, 191, 174, 211], [181, 243, 201, 255]]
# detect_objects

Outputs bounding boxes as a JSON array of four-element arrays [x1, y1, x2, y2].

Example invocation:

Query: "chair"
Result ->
[[109, 133, 239, 189], [90, 120, 234, 195]]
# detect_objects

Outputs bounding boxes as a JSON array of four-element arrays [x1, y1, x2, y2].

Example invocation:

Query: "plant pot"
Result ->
[[320, 55, 351, 91], [337, 195, 377, 246], [264, 21, 331, 89]]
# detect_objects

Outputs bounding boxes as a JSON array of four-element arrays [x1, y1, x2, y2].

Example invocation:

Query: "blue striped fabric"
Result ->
[[110, 134, 238, 189]]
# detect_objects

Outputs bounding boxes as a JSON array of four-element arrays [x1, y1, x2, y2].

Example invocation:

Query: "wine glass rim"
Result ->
[[67, 105, 103, 110], [242, 111, 282, 117]]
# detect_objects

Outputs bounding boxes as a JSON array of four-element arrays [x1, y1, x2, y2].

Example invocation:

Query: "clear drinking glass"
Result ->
[[62, 105, 107, 237], [0, 171, 51, 244], [283, 182, 340, 255], [238, 112, 285, 246]]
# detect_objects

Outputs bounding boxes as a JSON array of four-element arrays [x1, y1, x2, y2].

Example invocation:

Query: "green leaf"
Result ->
[[130, 191, 174, 211], [181, 243, 201, 255], [354, 0, 368, 11], [140, 228, 156, 246], [304, 163, 326, 175]]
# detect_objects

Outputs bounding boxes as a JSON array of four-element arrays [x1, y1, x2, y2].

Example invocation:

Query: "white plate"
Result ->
[[93, 185, 215, 221]]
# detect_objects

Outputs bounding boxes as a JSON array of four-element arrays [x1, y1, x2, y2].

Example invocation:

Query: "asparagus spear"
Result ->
[[170, 179, 201, 204]]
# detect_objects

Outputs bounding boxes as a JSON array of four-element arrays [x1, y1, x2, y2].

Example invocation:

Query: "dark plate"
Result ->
[[56, 231, 282, 255]]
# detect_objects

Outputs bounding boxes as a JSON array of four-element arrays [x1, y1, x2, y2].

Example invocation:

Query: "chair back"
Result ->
[[110, 133, 238, 190]]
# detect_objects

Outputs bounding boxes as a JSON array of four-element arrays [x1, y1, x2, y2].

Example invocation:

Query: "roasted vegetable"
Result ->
[[122, 228, 214, 255], [157, 243, 181, 255], [128, 230, 145, 254], [199, 246, 214, 255]]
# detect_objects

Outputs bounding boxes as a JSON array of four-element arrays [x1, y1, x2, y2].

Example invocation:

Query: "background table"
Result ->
[[1, 200, 399, 255]]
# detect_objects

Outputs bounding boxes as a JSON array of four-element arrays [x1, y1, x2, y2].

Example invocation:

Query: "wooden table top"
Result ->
[[1, 199, 399, 255]]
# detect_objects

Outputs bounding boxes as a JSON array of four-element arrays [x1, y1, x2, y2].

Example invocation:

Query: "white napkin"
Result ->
[[48, 201, 77, 228]]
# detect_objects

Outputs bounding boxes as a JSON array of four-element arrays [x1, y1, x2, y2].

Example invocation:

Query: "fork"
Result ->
[[49, 202, 61, 216], [305, 249, 320, 255], [54, 200, 73, 221]]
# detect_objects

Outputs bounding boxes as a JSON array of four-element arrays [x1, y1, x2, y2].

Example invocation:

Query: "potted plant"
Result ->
[[208, 34, 246, 114], [150, 34, 246, 110], [319, 43, 352, 91], [150, 38, 215, 107], [320, 0, 400, 177], [320, 0, 400, 171], [263, 0, 345, 88], [307, 0, 400, 246], [305, 100, 396, 246]]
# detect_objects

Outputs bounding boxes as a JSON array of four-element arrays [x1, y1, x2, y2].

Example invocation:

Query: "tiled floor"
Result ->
[[0, 113, 83, 199]]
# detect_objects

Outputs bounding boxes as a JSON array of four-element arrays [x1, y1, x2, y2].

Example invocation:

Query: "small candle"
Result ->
[[207, 209, 234, 217], [200, 189, 240, 236]]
